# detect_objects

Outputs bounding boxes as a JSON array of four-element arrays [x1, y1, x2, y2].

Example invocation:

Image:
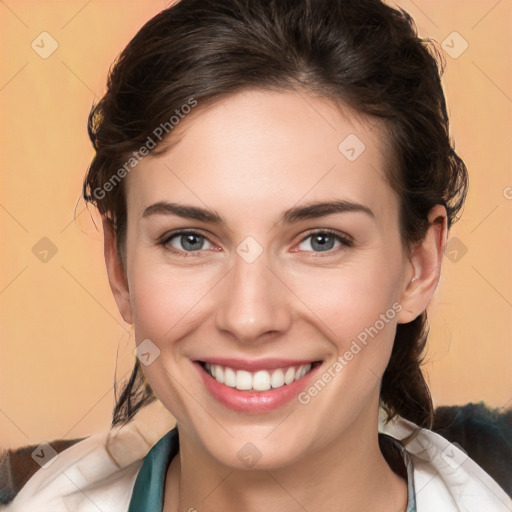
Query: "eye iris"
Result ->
[[172, 232, 341, 252], [311, 233, 335, 252], [181, 233, 203, 251]]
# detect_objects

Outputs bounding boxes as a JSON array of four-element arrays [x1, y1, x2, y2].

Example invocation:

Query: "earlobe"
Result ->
[[102, 218, 133, 325], [397, 204, 448, 324]]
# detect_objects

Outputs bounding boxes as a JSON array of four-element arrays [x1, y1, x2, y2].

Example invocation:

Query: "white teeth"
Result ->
[[236, 370, 253, 390], [284, 367, 296, 384], [253, 370, 271, 391], [224, 367, 236, 387], [271, 369, 285, 388], [301, 364, 311, 378], [214, 365, 224, 384], [204, 362, 314, 392]]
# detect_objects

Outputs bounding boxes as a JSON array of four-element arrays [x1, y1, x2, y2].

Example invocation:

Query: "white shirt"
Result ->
[[3, 410, 511, 511]]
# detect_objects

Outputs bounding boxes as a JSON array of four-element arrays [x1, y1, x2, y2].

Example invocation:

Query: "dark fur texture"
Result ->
[[0, 438, 85, 505], [431, 402, 512, 496]]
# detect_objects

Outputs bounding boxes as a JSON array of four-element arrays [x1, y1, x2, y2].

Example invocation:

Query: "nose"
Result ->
[[214, 251, 293, 345]]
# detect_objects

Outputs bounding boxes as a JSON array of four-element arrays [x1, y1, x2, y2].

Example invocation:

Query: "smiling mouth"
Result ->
[[198, 361, 322, 392]]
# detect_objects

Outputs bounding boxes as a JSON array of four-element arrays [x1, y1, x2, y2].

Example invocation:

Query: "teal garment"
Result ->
[[128, 428, 416, 511], [128, 428, 179, 512], [391, 434, 417, 512]]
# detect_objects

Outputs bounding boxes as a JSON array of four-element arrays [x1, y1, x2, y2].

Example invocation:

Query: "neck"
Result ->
[[163, 406, 408, 512]]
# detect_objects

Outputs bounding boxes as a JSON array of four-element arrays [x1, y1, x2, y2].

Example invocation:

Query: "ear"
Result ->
[[397, 204, 448, 324], [102, 217, 133, 325]]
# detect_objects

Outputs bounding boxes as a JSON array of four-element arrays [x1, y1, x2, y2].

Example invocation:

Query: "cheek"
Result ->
[[277, 260, 404, 447], [126, 259, 221, 425], [128, 261, 216, 342], [289, 256, 403, 344], [288, 257, 405, 412]]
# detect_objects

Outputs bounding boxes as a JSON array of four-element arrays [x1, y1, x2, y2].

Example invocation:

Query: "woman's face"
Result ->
[[116, 89, 418, 468]]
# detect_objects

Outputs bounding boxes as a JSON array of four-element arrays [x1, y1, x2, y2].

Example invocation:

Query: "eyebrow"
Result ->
[[142, 200, 374, 225]]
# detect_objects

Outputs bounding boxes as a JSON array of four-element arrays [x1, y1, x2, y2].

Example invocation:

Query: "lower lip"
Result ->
[[194, 361, 320, 413]]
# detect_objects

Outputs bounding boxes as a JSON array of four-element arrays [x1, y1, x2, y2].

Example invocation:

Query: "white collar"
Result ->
[[379, 412, 512, 511], [5, 412, 511, 511]]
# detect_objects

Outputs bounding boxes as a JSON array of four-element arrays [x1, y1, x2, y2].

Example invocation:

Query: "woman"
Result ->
[[4, 0, 511, 510]]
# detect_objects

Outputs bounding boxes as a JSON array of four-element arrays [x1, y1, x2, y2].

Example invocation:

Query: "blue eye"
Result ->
[[158, 228, 352, 257], [297, 230, 352, 253], [161, 231, 214, 253]]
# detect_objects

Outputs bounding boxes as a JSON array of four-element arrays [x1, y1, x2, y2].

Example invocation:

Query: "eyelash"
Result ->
[[157, 228, 353, 258]]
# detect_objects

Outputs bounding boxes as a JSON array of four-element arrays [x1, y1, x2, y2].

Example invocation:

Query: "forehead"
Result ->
[[125, 89, 397, 225]]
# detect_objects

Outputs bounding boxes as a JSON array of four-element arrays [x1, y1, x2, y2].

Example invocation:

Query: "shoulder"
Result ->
[[1, 428, 144, 512], [380, 407, 512, 511], [1, 438, 85, 505], [1, 401, 176, 512], [1, 401, 175, 511]]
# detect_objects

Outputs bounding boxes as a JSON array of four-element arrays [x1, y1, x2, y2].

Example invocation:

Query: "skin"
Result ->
[[103, 89, 447, 512]]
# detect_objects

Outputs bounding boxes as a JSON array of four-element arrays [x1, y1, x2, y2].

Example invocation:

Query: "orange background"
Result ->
[[1, 0, 511, 449]]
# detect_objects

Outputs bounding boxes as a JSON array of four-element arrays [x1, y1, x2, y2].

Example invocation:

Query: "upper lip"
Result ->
[[197, 358, 320, 371]]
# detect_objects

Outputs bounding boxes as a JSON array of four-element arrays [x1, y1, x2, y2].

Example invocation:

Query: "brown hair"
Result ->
[[83, 0, 468, 432]]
